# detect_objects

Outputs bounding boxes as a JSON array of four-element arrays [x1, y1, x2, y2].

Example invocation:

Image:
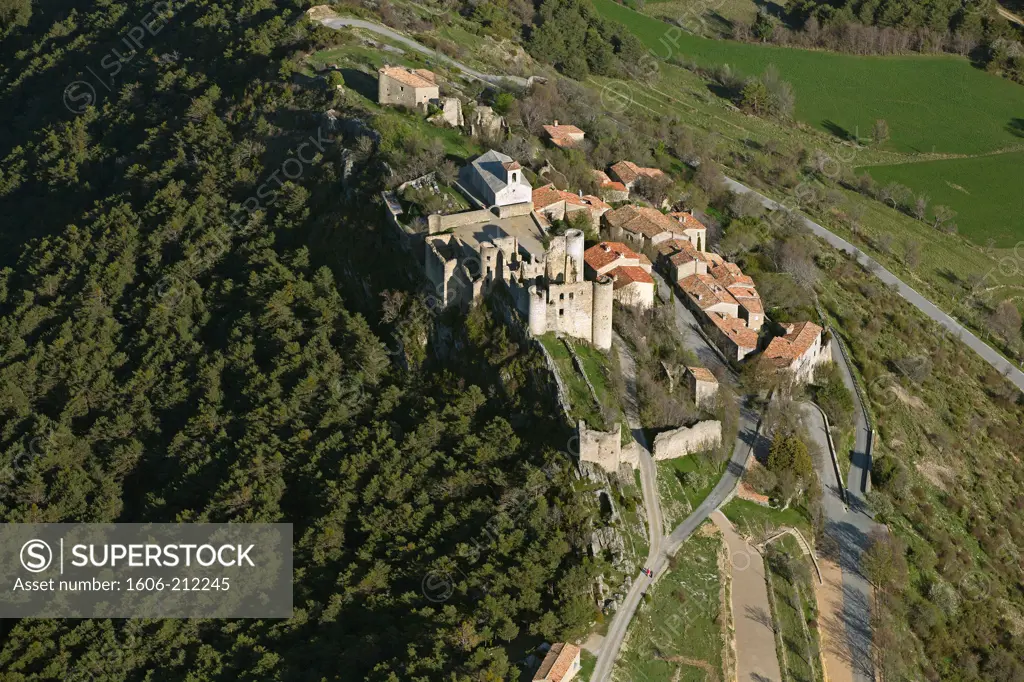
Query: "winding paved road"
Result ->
[[722, 178, 1024, 392], [801, 401, 879, 682], [313, 14, 534, 87], [593, 322, 763, 682]]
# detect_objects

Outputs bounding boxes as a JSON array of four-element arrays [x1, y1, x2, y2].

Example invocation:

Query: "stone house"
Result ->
[[532, 184, 610, 229], [461, 149, 533, 212], [543, 120, 586, 148], [377, 66, 439, 111], [763, 321, 832, 383], [603, 205, 687, 251], [534, 643, 582, 682], [591, 170, 629, 202], [678, 273, 740, 318], [686, 366, 719, 408], [584, 241, 654, 309], [707, 312, 758, 361], [669, 210, 708, 252], [709, 262, 764, 331], [608, 160, 666, 190]]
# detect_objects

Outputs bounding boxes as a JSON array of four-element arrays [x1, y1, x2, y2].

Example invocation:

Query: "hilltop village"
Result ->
[[379, 64, 831, 382]]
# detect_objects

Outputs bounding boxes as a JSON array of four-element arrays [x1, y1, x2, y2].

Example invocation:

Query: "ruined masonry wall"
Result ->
[[652, 420, 722, 461]]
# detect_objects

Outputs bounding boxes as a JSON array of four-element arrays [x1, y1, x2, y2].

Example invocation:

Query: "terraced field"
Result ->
[[860, 151, 1024, 247], [592, 0, 1024, 155]]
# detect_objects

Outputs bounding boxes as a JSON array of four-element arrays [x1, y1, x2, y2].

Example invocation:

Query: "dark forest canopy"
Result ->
[[0, 0, 600, 679]]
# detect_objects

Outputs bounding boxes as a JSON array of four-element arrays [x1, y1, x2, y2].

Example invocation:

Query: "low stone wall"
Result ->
[[652, 420, 722, 461], [497, 201, 534, 218], [428, 209, 494, 233]]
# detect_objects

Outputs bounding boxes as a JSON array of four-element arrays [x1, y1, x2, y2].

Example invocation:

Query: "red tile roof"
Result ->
[[610, 160, 665, 186], [610, 265, 654, 288], [735, 295, 764, 314], [605, 205, 681, 239], [708, 312, 758, 349], [584, 241, 642, 271], [502, 160, 522, 171], [764, 321, 823, 362], [679, 273, 739, 310], [687, 366, 718, 383], [670, 211, 707, 231], [534, 643, 580, 682], [544, 123, 585, 148], [379, 65, 437, 89]]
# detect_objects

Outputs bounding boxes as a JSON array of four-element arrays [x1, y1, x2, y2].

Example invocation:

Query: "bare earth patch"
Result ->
[[916, 460, 955, 491]]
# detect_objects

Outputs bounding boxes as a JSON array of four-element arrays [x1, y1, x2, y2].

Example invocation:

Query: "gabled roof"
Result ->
[[605, 205, 681, 239], [670, 211, 707, 231], [534, 643, 580, 682], [610, 160, 665, 185], [609, 265, 654, 288], [543, 123, 585, 148], [735, 295, 764, 314], [678, 273, 739, 310], [708, 312, 758, 349], [764, 321, 823, 362], [584, 241, 643, 271], [687, 366, 718, 383], [378, 65, 438, 89], [470, 149, 531, 194], [592, 169, 627, 192]]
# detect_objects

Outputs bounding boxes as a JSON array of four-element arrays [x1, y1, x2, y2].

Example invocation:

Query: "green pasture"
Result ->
[[860, 151, 1024, 247], [591, 0, 1024, 155]]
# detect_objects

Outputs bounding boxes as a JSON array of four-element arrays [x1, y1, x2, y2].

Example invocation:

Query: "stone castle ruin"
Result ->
[[392, 149, 615, 350]]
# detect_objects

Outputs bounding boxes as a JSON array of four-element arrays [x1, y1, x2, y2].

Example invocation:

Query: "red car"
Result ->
[[642, 567, 654, 577]]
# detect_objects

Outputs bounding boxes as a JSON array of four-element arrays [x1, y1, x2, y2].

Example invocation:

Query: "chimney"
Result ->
[[553, 119, 558, 127]]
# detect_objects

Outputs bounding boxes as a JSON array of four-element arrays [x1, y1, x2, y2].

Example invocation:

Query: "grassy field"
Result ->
[[657, 455, 724, 529], [538, 334, 607, 428], [592, 0, 1024, 155], [721, 498, 813, 540], [640, 0, 760, 37], [764, 535, 824, 682], [613, 528, 726, 682], [860, 151, 1024, 247]]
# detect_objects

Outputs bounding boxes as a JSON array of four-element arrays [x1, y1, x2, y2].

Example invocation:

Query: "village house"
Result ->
[[591, 170, 629, 202], [678, 273, 740, 318], [603, 205, 687, 250], [763, 321, 832, 382], [608, 160, 666, 190], [708, 312, 759, 361], [686, 366, 719, 408], [533, 643, 582, 682], [460, 149, 533, 214], [708, 261, 764, 331], [543, 120, 586, 149], [669, 210, 708, 252], [532, 184, 610, 229], [584, 241, 655, 309], [657, 239, 706, 281], [377, 65, 439, 111]]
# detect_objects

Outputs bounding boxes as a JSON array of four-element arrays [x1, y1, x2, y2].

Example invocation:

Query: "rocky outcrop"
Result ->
[[652, 420, 722, 461], [468, 105, 506, 138]]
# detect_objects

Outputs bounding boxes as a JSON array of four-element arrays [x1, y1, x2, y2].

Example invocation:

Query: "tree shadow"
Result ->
[[341, 68, 379, 102], [744, 604, 776, 632], [822, 120, 853, 142], [1009, 118, 1024, 138]]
